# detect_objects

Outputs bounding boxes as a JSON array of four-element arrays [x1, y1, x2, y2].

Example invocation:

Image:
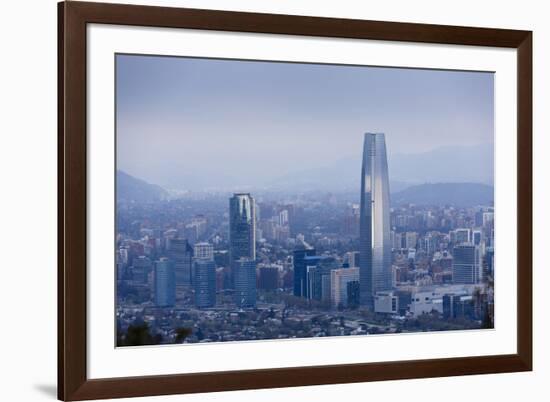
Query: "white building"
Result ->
[[399, 284, 480, 317], [409, 290, 443, 317], [374, 291, 399, 314], [330, 267, 359, 308]]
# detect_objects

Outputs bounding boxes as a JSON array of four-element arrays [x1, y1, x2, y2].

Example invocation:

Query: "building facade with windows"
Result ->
[[359, 132, 393, 308], [154, 257, 175, 307]]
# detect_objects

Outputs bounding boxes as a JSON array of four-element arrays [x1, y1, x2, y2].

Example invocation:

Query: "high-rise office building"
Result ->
[[194, 260, 216, 308], [347, 281, 360, 308], [344, 251, 360, 268], [483, 212, 494, 227], [485, 247, 495, 278], [306, 265, 328, 302], [443, 293, 475, 320], [194, 242, 214, 260], [421, 232, 438, 255], [305, 256, 338, 302], [278, 209, 289, 226], [393, 232, 405, 250], [229, 193, 256, 294], [132, 255, 152, 284], [472, 229, 483, 246], [454, 228, 472, 244], [359, 133, 392, 308], [303, 255, 322, 299], [475, 210, 484, 227], [154, 257, 175, 307], [330, 267, 360, 308], [229, 193, 256, 262], [192, 242, 216, 308], [454, 228, 471, 245], [258, 266, 279, 290], [168, 238, 193, 287], [452, 244, 482, 284], [293, 246, 316, 297], [233, 258, 257, 307], [343, 204, 360, 237]]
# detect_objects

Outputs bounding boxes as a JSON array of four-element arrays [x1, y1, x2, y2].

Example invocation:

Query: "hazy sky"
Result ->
[[116, 54, 494, 189]]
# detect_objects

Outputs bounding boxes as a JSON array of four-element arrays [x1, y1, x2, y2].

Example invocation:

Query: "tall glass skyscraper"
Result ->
[[452, 244, 482, 284], [168, 238, 193, 287], [229, 194, 256, 305], [193, 243, 216, 308], [154, 257, 175, 307], [132, 255, 152, 284], [293, 246, 316, 298], [233, 258, 257, 308], [359, 133, 392, 308], [229, 193, 256, 262]]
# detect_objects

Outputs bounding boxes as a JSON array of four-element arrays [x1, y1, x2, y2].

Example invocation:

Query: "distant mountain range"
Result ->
[[119, 142, 494, 205], [389, 143, 493, 185], [133, 143, 493, 193], [117, 170, 169, 203], [266, 143, 493, 192], [391, 183, 494, 207], [118, 170, 493, 207]]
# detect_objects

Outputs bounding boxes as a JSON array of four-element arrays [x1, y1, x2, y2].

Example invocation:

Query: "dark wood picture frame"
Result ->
[[58, 1, 532, 400]]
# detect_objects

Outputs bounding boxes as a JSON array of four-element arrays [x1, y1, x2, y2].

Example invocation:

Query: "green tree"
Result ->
[[175, 327, 193, 343], [119, 321, 162, 346]]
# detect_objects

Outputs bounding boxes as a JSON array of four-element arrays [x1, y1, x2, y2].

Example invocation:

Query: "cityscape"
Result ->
[[116, 132, 494, 346], [115, 54, 494, 346]]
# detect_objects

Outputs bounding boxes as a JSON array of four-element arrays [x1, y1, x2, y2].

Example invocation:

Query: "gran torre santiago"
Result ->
[[359, 133, 393, 308]]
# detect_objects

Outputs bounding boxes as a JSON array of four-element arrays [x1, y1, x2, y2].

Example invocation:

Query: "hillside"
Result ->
[[116, 170, 169, 203], [391, 183, 494, 207]]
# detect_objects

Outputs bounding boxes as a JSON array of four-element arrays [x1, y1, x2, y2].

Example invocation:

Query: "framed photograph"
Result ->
[[58, 1, 532, 400]]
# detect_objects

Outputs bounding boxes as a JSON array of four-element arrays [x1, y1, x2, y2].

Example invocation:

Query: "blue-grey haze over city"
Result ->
[[116, 54, 494, 192], [115, 54, 495, 346]]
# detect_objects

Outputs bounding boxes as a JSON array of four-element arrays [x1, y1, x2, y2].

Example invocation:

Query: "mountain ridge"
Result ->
[[266, 143, 493, 192], [391, 182, 493, 207], [117, 170, 169, 203]]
